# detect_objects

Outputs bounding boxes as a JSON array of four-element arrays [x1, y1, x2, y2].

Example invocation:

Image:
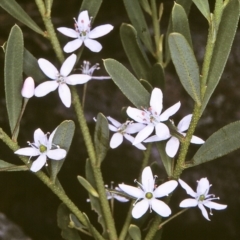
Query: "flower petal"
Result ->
[[118, 184, 144, 199], [124, 134, 146, 150], [14, 147, 39, 157], [151, 199, 171, 217], [155, 123, 170, 140], [196, 178, 210, 196], [57, 27, 78, 38], [150, 88, 163, 116], [47, 149, 66, 160], [166, 136, 180, 158], [108, 124, 117, 132], [126, 123, 145, 134], [84, 39, 102, 52], [141, 166, 154, 192], [77, 10, 90, 28], [160, 101, 181, 121], [191, 135, 205, 144], [89, 24, 114, 38], [48, 128, 57, 148], [107, 116, 121, 128], [38, 58, 58, 80], [133, 125, 154, 145], [198, 203, 210, 220], [127, 107, 146, 123], [21, 77, 35, 98], [177, 114, 192, 132], [179, 198, 198, 208], [144, 135, 162, 143], [63, 39, 83, 53], [30, 154, 46, 172], [60, 54, 76, 76], [34, 128, 46, 145], [58, 84, 71, 107], [34, 81, 58, 97], [154, 180, 178, 198], [178, 179, 197, 198], [203, 201, 227, 210], [66, 74, 91, 85], [110, 133, 123, 148], [132, 200, 149, 219]]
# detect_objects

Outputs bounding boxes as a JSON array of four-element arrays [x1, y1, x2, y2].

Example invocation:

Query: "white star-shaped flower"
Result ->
[[119, 166, 178, 219], [179, 178, 227, 221], [14, 128, 66, 172], [144, 114, 204, 157], [35, 54, 91, 107], [57, 10, 113, 53], [127, 88, 180, 145], [107, 116, 146, 150]]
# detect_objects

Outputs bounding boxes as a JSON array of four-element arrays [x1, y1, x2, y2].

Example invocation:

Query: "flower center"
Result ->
[[39, 144, 47, 153], [56, 73, 66, 84], [199, 194, 205, 201], [145, 192, 153, 199]]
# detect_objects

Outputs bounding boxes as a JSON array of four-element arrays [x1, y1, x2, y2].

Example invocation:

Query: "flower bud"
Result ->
[[21, 77, 35, 98]]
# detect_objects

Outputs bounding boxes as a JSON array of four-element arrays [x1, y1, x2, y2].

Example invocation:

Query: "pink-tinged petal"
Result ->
[[38, 59, 58, 80], [144, 135, 162, 143], [178, 179, 197, 198], [126, 123, 145, 134], [191, 135, 205, 144], [108, 124, 117, 132], [203, 201, 227, 210], [118, 184, 144, 199], [160, 101, 181, 121], [177, 114, 192, 132], [110, 133, 123, 148], [166, 137, 180, 158], [197, 178, 210, 196], [57, 27, 78, 38], [21, 77, 35, 98], [133, 125, 154, 145], [179, 198, 198, 208], [66, 74, 91, 85], [155, 123, 170, 140], [34, 81, 58, 97], [30, 154, 46, 172], [150, 88, 163, 116], [60, 54, 76, 76], [132, 200, 149, 219], [34, 128, 45, 144], [154, 180, 178, 198], [63, 39, 83, 53], [14, 147, 39, 157], [58, 84, 71, 108], [141, 167, 154, 192], [77, 10, 90, 28], [151, 199, 171, 217], [198, 203, 210, 220], [84, 39, 102, 52], [107, 116, 121, 128], [47, 149, 66, 160], [127, 107, 146, 123], [89, 24, 114, 38]]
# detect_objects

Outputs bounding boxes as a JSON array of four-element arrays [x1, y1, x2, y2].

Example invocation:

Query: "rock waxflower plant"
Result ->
[[0, 0, 239, 240]]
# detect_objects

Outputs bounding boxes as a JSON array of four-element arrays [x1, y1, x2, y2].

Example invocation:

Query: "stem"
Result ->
[[0, 128, 104, 240], [144, 216, 162, 240], [82, 83, 88, 109], [71, 87, 118, 240]]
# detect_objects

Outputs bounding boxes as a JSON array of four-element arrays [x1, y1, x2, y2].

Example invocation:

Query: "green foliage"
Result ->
[[0, 160, 28, 171], [80, 0, 102, 20], [128, 224, 142, 240], [192, 0, 210, 21], [77, 176, 99, 198], [150, 63, 165, 90]]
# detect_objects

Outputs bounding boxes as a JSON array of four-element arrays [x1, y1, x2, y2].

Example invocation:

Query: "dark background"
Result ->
[[0, 0, 240, 239]]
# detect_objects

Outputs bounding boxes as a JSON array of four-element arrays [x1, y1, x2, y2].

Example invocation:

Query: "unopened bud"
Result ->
[[21, 77, 35, 98]]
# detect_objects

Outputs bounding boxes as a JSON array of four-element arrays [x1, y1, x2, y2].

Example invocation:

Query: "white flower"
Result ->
[[119, 166, 178, 219], [21, 77, 35, 98], [127, 88, 180, 145], [107, 116, 146, 150], [35, 54, 91, 107], [14, 128, 66, 172], [179, 178, 227, 221], [57, 10, 113, 53], [144, 114, 204, 157]]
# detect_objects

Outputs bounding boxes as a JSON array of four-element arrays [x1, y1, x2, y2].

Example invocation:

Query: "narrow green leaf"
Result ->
[[140, 79, 152, 92], [139, 0, 151, 15], [201, 0, 240, 113], [123, 0, 153, 53], [104, 59, 150, 108], [4, 25, 23, 136], [128, 224, 141, 240], [192, 0, 210, 21], [168, 33, 201, 105], [172, 3, 193, 48], [192, 121, 240, 167], [120, 24, 151, 80], [80, 0, 102, 19], [69, 214, 86, 230], [0, 0, 44, 35], [57, 203, 81, 240], [150, 63, 165, 90], [176, 0, 193, 15], [94, 113, 109, 165], [49, 120, 75, 182], [77, 176, 99, 198], [0, 160, 28, 171]]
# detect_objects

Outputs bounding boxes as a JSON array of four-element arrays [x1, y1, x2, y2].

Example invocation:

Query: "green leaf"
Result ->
[[201, 0, 240, 113], [0, 160, 28, 171], [49, 120, 75, 183], [0, 0, 44, 35], [172, 3, 193, 48], [120, 24, 151, 80], [23, 49, 46, 83], [139, 0, 151, 15], [104, 59, 150, 108], [123, 0, 153, 53], [168, 33, 201, 105], [192, 0, 210, 21], [192, 121, 240, 167], [77, 176, 99, 198], [140, 79, 152, 92], [150, 63, 165, 90], [80, 0, 102, 20], [57, 203, 81, 240], [128, 224, 141, 240], [4, 25, 23, 137], [94, 113, 109, 165]]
